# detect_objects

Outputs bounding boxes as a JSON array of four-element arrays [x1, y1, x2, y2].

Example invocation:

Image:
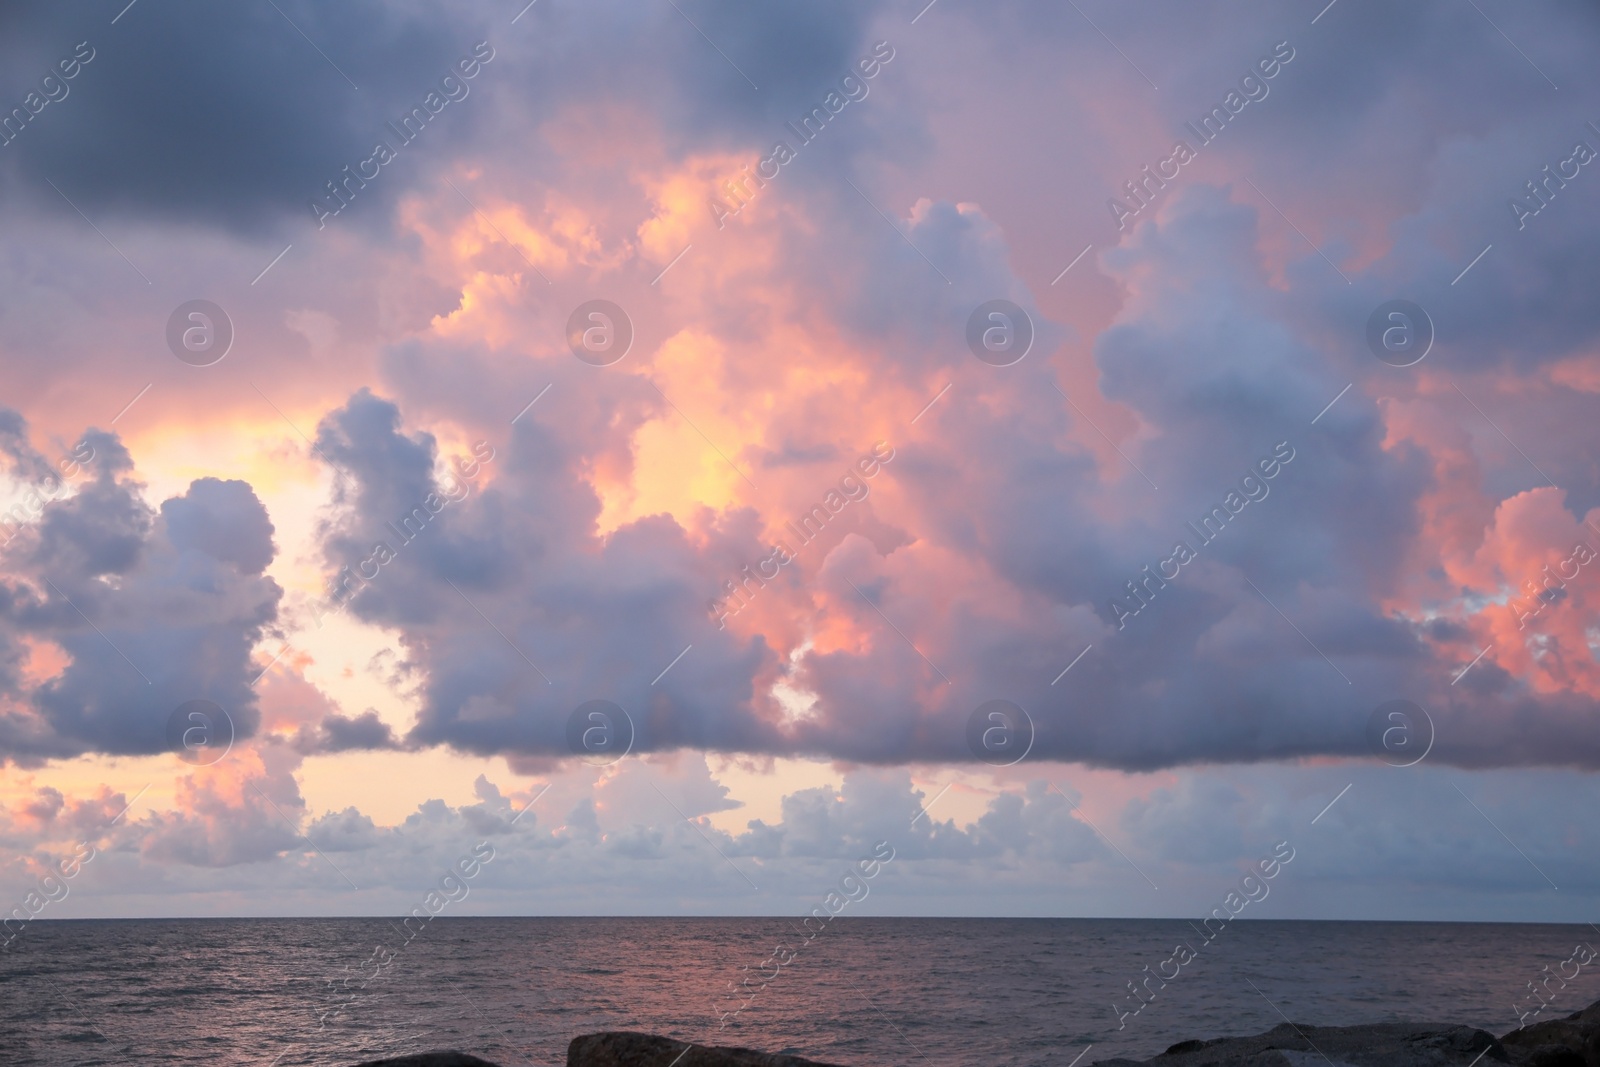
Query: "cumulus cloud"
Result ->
[[280, 157, 1600, 771], [307, 388, 782, 761], [291, 710, 401, 755], [0, 0, 892, 235], [3, 0, 1600, 917], [6, 759, 1598, 921], [0, 418, 279, 764]]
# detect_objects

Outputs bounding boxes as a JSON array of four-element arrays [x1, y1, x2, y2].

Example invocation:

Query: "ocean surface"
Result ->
[[2, 918, 1596, 1066]]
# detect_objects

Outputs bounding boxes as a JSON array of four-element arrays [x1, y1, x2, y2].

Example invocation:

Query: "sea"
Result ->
[[1, 918, 1595, 1066]]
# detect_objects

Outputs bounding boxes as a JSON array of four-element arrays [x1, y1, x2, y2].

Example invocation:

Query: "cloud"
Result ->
[[161, 478, 276, 575], [306, 388, 783, 761], [0, 418, 279, 764], [9, 759, 1600, 920], [292, 710, 401, 755], [6, 0, 1600, 923], [267, 150, 1600, 773], [3, 0, 495, 233], [1, 0, 893, 237]]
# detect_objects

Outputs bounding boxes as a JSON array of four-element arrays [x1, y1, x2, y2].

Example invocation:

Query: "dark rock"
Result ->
[[567, 1031, 845, 1067], [1092, 996, 1600, 1067], [352, 1055, 504, 1067], [1164, 1040, 1210, 1055], [1501, 999, 1600, 1066], [353, 996, 1600, 1067], [1515, 1047, 1586, 1067], [1093, 1021, 1507, 1067]]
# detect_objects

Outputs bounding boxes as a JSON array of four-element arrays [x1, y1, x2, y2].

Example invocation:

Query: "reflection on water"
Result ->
[[0, 918, 1595, 1066]]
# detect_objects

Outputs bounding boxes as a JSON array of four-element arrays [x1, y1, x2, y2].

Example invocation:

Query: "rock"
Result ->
[[1091, 996, 1600, 1067], [352, 1055, 505, 1067], [567, 1031, 845, 1067], [1501, 999, 1600, 1066], [351, 996, 1600, 1067], [1515, 1048, 1587, 1067], [1091, 1021, 1507, 1067]]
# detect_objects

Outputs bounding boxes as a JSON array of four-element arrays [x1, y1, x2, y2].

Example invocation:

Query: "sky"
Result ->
[[1, 0, 1599, 923]]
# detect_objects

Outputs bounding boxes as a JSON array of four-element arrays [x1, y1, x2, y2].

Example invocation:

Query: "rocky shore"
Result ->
[[349, 1035, 845, 1067], [348, 997, 1600, 1066], [1090, 997, 1600, 1067]]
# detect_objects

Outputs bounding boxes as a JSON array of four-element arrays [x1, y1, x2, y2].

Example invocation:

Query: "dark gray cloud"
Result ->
[[717, 178, 1600, 773], [12, 760, 1600, 918], [306, 389, 780, 761], [0, 0, 890, 236], [161, 478, 275, 576], [292, 709, 401, 755], [326, 157, 1600, 773], [0, 417, 279, 764], [0, 0, 502, 233], [6, 0, 1600, 778]]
